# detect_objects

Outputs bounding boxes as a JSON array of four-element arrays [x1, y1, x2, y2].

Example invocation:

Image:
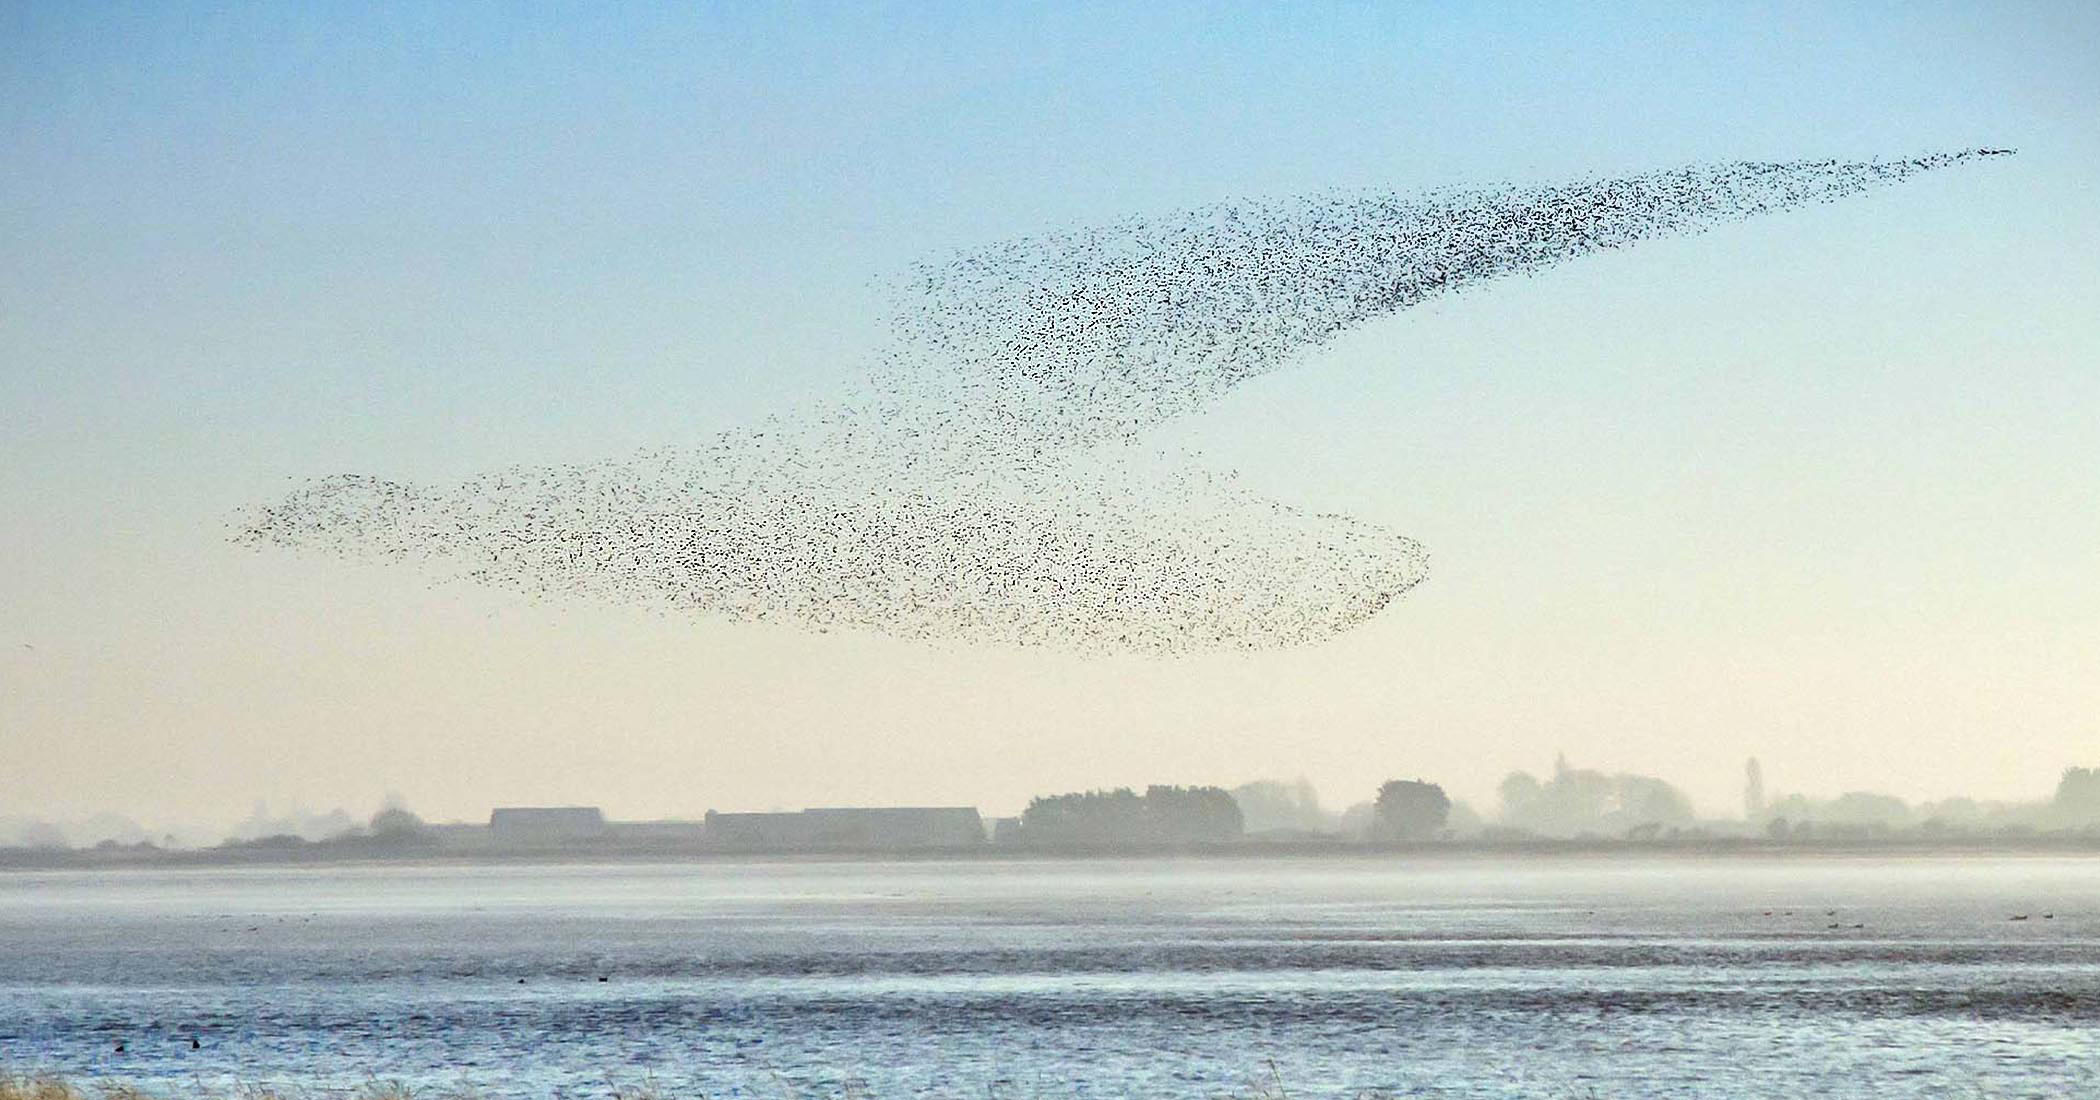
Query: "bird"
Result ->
[[234, 151, 2013, 653]]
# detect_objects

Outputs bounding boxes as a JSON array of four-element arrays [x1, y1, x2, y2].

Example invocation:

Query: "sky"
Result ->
[[3, 2, 2098, 834]]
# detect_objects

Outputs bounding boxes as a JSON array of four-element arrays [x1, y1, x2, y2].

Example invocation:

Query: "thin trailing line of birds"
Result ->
[[236, 150, 2012, 652]]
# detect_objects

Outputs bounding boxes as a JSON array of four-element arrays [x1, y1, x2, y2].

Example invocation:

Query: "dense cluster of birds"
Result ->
[[238, 150, 2009, 652]]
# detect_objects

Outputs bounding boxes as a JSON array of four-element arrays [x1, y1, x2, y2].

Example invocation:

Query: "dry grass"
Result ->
[[0, 1074, 82, 1100], [0, 1075, 492, 1100], [3, 1070, 1387, 1100]]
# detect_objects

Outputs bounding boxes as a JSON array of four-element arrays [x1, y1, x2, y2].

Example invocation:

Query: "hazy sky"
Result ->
[[5, 2, 2097, 832]]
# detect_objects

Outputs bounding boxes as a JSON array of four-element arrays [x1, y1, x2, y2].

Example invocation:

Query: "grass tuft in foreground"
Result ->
[[1, 1069, 1367, 1100], [0, 1075, 534, 1100]]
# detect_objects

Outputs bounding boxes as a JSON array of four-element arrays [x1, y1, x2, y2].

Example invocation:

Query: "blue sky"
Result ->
[[3, 3, 2096, 827]]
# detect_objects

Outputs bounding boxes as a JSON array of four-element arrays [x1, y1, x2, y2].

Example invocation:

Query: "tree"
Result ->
[[2055, 767, 2100, 823], [1019, 786, 1242, 845], [1231, 779, 1330, 834], [1495, 756, 1695, 837], [1497, 772, 1542, 818], [368, 807, 430, 844], [1143, 785, 1243, 843], [1825, 791, 1911, 828], [1617, 775, 1696, 826], [1021, 788, 1144, 844], [1372, 779, 1451, 841]]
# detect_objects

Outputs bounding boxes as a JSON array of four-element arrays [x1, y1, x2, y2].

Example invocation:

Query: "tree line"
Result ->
[[1009, 779, 1454, 846]]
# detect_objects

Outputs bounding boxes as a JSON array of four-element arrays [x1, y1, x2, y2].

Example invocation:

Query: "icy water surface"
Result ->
[[2, 856, 2096, 1098]]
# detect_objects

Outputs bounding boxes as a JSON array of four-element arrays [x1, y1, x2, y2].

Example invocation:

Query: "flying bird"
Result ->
[[238, 151, 2011, 652]]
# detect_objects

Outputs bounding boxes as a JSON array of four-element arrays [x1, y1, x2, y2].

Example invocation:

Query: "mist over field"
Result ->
[[14, 760, 2100, 857]]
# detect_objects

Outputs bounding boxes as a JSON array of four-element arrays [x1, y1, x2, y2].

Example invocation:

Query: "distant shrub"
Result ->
[[1019, 785, 1242, 845], [1370, 779, 1450, 841]]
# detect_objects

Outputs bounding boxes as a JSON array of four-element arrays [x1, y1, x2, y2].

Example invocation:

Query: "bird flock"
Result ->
[[238, 150, 2009, 652]]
